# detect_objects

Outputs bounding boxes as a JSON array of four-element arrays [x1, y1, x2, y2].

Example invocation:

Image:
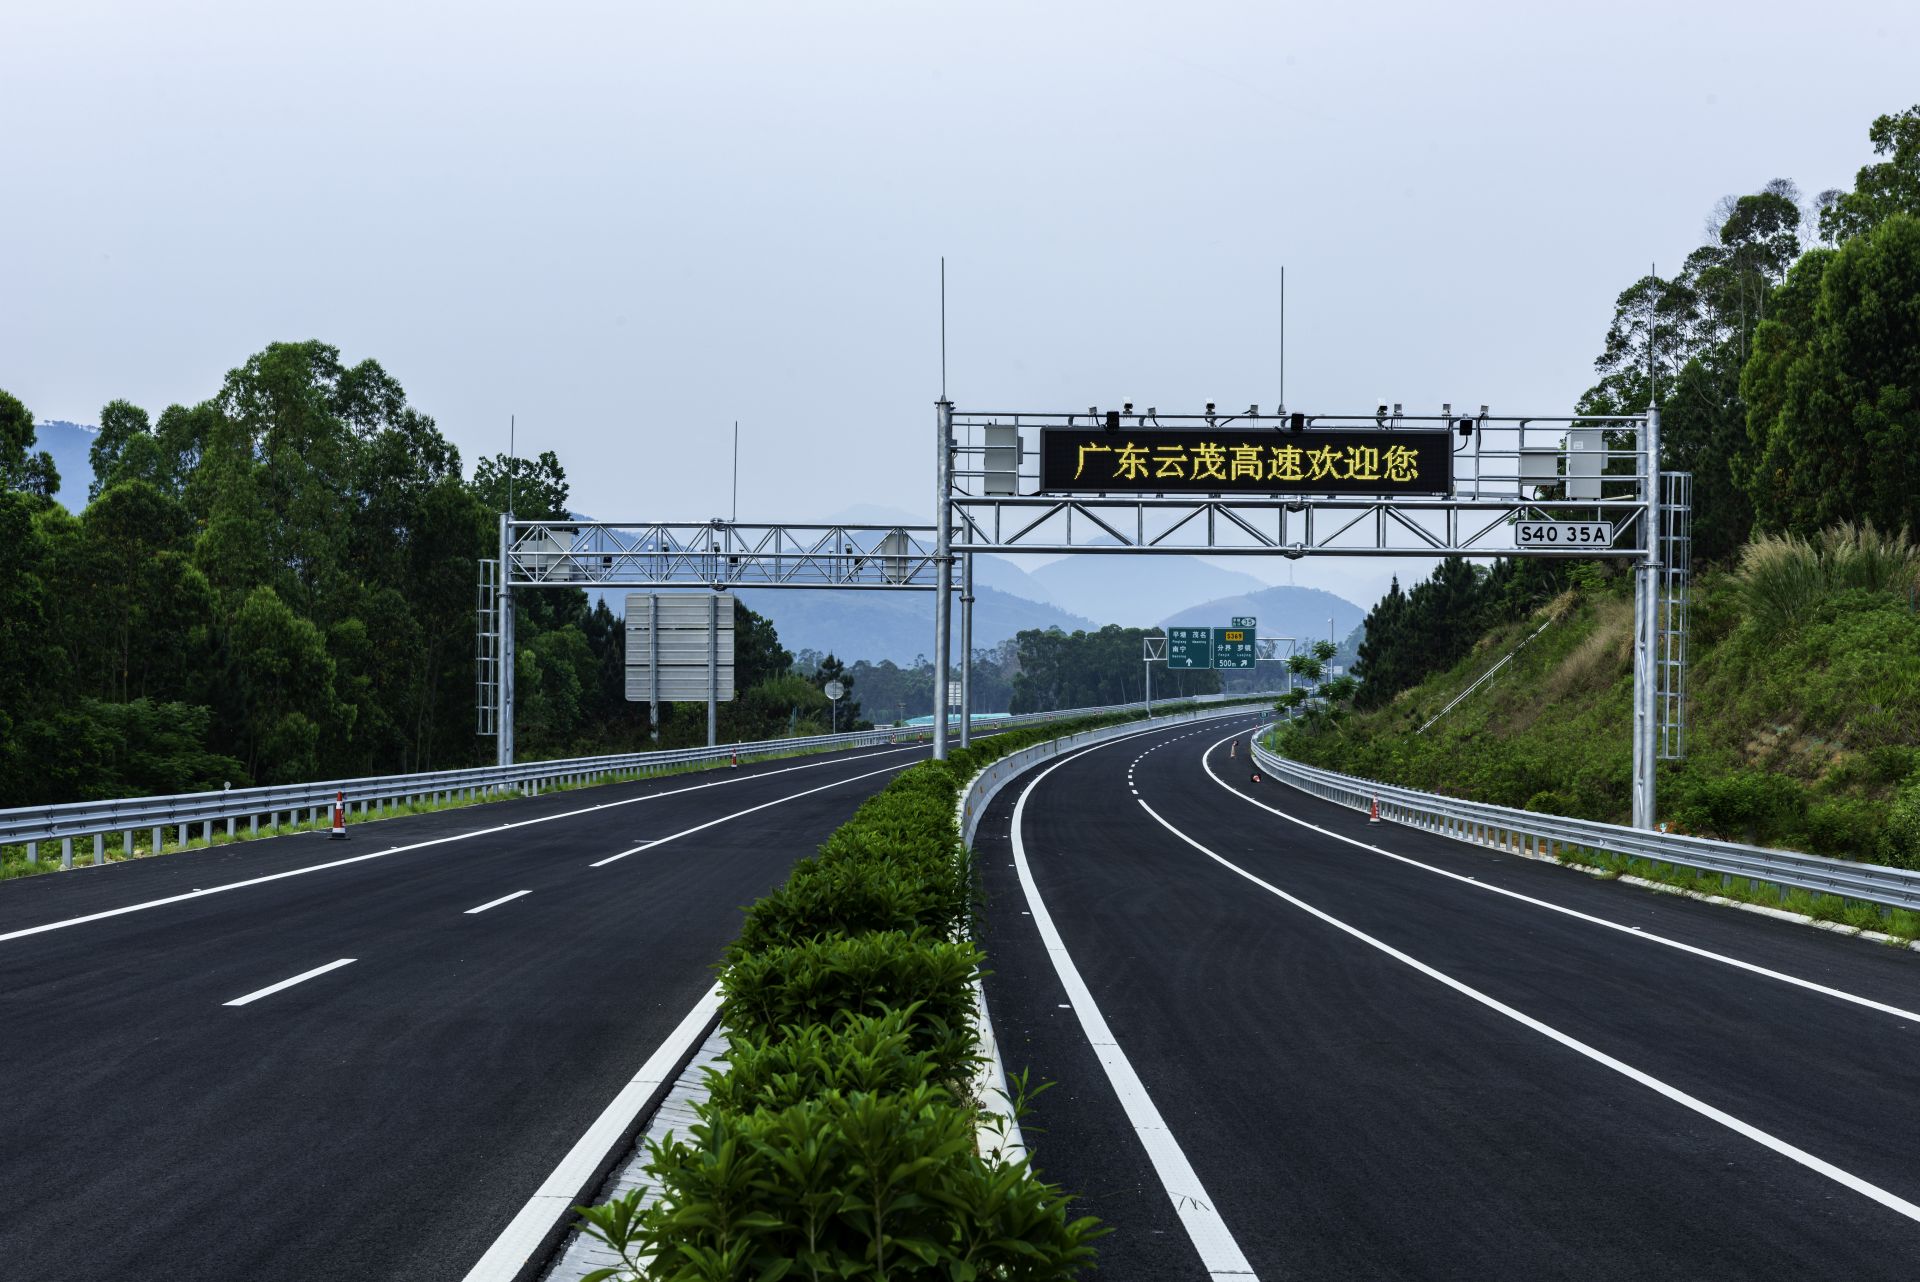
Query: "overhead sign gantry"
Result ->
[[933, 402, 1690, 830]]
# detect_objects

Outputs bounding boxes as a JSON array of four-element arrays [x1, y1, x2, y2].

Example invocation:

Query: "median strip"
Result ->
[[524, 701, 1263, 1280]]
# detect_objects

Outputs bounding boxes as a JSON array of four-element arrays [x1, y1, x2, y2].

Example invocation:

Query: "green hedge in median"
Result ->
[[576, 699, 1263, 1280]]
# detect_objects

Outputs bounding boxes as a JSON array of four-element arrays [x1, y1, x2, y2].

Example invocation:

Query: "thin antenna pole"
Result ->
[[507, 414, 516, 517], [1648, 262, 1658, 406], [1279, 265, 1286, 414], [731, 420, 739, 522], [940, 257, 947, 402]]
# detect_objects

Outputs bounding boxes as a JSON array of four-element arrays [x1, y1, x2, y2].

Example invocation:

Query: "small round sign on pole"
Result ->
[[824, 680, 845, 702], [825, 679, 845, 733]]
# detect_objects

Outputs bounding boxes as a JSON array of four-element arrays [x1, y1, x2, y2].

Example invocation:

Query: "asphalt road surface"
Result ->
[[977, 717, 1920, 1280], [0, 742, 927, 1281]]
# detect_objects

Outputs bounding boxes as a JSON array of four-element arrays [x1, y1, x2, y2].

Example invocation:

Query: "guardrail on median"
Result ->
[[0, 693, 1278, 870], [1250, 741, 1920, 914]]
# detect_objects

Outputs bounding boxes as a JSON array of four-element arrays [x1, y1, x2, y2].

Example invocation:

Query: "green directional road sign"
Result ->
[[1167, 627, 1214, 669], [1215, 626, 1256, 669]]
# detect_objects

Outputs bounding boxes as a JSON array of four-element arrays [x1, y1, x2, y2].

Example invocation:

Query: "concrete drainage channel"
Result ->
[[517, 703, 1262, 1282]]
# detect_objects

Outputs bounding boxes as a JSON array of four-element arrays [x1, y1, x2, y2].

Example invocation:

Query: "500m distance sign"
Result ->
[[1040, 428, 1452, 496]]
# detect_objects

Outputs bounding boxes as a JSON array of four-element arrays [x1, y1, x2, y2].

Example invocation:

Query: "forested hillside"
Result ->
[[1286, 104, 1920, 864], [0, 342, 831, 806]]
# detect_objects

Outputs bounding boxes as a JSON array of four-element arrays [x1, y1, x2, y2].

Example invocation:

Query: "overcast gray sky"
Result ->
[[6, 0, 1915, 606]]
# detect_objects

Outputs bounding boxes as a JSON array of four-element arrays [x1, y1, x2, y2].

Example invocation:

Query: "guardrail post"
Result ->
[[124, 831, 133, 860], [151, 825, 162, 854], [25, 840, 36, 865], [178, 822, 187, 848], [61, 837, 72, 869]]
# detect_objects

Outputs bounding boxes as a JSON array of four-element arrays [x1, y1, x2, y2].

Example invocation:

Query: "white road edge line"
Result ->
[[223, 957, 357, 1007], [0, 745, 924, 945], [465, 890, 532, 915], [1010, 736, 1258, 1281], [1198, 730, 1920, 1025], [1135, 795, 1920, 1228], [461, 981, 722, 1282], [588, 762, 907, 867]]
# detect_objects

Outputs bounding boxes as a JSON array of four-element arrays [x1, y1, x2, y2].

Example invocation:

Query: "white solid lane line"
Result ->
[[1010, 735, 1258, 1281], [1134, 795, 1920, 1228], [588, 762, 907, 867], [1196, 730, 1920, 1026], [223, 958, 357, 1007], [461, 981, 723, 1282], [0, 745, 924, 945], [465, 890, 532, 915]]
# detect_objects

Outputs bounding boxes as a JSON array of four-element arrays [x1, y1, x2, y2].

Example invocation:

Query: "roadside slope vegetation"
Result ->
[[1280, 527, 1920, 866]]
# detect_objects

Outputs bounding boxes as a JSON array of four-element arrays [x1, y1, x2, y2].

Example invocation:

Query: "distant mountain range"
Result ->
[[1161, 584, 1366, 650], [34, 420, 96, 510], [1029, 554, 1270, 626], [33, 427, 1372, 663], [738, 586, 1096, 665]]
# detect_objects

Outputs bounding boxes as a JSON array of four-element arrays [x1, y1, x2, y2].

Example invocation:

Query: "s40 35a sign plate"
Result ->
[[1515, 521, 1615, 548]]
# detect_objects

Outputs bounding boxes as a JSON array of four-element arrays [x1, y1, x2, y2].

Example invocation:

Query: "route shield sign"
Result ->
[[1167, 627, 1214, 669], [1215, 627, 1256, 669], [1230, 616, 1257, 630]]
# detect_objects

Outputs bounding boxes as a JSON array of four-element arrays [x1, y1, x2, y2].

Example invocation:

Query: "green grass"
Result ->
[[1277, 557, 1920, 866]]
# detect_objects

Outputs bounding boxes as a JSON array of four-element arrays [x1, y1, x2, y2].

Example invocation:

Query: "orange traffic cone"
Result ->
[[1369, 796, 1381, 824], [731, 750, 739, 768], [329, 791, 348, 841]]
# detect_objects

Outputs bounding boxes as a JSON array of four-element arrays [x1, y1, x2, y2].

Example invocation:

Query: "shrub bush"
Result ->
[[732, 852, 970, 956], [582, 1085, 1102, 1281], [703, 1008, 962, 1115], [721, 930, 982, 1079], [1881, 773, 1920, 870], [1670, 769, 1808, 845], [1803, 797, 1885, 859]]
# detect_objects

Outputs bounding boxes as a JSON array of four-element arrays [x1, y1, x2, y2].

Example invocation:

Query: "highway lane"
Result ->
[[978, 719, 1920, 1280], [0, 742, 925, 1281]]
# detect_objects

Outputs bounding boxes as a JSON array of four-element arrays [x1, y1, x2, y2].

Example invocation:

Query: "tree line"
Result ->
[[1351, 104, 1920, 710], [0, 341, 835, 806]]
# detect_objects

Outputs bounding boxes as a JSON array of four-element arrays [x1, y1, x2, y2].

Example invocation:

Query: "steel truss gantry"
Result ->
[[500, 521, 943, 590], [480, 519, 950, 768], [932, 403, 1690, 830]]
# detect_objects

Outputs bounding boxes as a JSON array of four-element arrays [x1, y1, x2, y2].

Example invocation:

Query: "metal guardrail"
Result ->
[[0, 693, 1277, 870], [1251, 741, 1920, 914]]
